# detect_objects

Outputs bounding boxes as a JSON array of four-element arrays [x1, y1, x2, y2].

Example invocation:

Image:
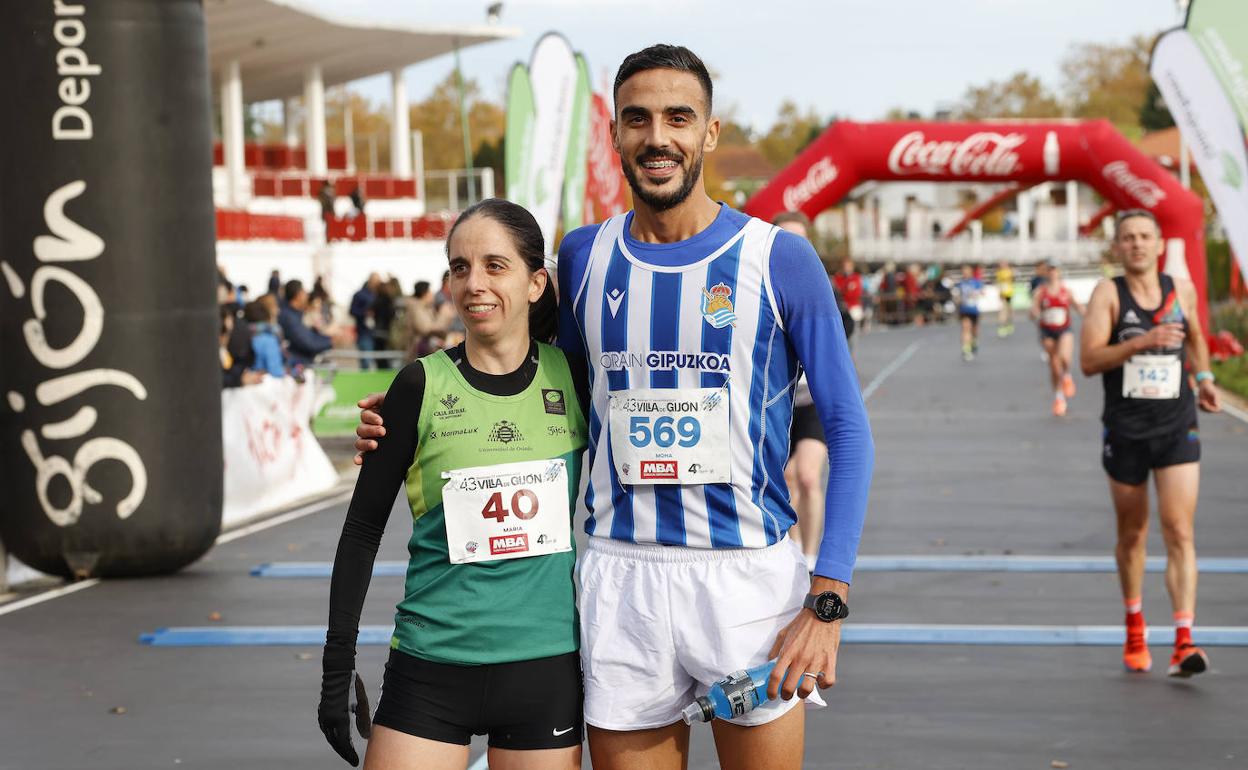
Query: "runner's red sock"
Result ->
[[1174, 612, 1194, 647]]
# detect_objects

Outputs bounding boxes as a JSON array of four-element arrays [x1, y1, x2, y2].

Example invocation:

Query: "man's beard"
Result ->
[[622, 151, 703, 212]]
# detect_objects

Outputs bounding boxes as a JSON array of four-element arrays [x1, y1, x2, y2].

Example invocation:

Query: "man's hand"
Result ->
[[1198, 380, 1221, 413], [766, 579, 847, 701], [1138, 323, 1186, 351], [352, 393, 387, 466]]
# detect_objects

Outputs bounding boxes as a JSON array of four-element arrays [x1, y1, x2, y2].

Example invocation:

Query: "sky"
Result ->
[[294, 0, 1186, 132]]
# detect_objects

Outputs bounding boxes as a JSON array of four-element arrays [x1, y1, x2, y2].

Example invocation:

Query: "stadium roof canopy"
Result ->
[[204, 0, 520, 102]]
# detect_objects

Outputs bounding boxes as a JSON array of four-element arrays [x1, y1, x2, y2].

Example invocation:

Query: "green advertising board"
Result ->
[[313, 370, 399, 437]]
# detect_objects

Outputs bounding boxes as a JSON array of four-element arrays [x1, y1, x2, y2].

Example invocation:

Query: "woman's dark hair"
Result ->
[[614, 44, 713, 113], [242, 300, 269, 324], [413, 280, 431, 299], [445, 198, 558, 343]]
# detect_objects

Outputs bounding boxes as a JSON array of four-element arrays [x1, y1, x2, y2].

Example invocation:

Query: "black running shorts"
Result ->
[[790, 403, 826, 448], [1101, 426, 1201, 486], [1039, 326, 1071, 341], [371, 649, 583, 749]]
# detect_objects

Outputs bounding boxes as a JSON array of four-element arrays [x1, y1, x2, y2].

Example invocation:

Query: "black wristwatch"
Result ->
[[803, 591, 848, 622]]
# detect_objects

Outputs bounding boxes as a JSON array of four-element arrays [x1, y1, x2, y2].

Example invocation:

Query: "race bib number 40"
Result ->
[[608, 387, 730, 485], [441, 459, 571, 564], [1123, 354, 1181, 400]]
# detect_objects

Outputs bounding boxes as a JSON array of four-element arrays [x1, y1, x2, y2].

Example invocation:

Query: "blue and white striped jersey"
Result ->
[[557, 204, 874, 581], [568, 211, 798, 549]]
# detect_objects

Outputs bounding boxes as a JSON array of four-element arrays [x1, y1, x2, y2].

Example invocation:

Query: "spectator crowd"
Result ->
[[218, 266, 465, 388]]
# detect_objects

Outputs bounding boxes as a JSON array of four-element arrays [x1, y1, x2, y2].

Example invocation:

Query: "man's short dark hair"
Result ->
[[613, 44, 712, 113], [1114, 208, 1160, 235], [284, 279, 304, 304], [414, 280, 431, 299]]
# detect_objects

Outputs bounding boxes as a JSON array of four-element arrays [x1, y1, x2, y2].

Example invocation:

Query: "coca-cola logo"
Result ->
[[1102, 160, 1167, 208], [782, 157, 838, 211], [888, 131, 1026, 176]]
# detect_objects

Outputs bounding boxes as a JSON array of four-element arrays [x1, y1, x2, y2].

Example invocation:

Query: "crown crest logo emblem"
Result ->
[[700, 283, 737, 329]]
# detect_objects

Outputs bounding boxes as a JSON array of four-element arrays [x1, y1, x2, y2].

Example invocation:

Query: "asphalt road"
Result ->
[[2, 316, 1246, 770]]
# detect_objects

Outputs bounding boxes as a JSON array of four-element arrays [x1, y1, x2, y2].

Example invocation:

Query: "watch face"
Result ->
[[815, 593, 841, 620]]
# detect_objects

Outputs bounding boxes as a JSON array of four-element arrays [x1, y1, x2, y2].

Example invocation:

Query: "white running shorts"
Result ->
[[578, 535, 827, 730]]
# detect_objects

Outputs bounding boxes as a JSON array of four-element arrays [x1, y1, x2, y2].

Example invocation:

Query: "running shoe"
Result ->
[[1167, 644, 1209, 678], [1052, 397, 1067, 417], [1062, 374, 1076, 398], [1123, 628, 1152, 673]]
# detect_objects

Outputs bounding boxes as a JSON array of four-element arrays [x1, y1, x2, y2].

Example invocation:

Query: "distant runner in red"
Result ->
[[1030, 265, 1084, 416], [833, 257, 864, 351]]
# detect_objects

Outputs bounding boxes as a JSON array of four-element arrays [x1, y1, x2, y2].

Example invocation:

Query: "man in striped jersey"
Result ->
[[356, 44, 873, 769], [561, 45, 872, 769]]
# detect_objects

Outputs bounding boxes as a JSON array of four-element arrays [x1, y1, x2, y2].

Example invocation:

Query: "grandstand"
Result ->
[[206, 0, 517, 304]]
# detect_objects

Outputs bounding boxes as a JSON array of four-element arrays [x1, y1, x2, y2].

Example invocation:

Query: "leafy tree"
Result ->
[[757, 101, 824, 167], [956, 71, 1062, 120], [714, 104, 755, 146], [883, 106, 924, 121], [409, 70, 505, 173], [1061, 34, 1154, 139]]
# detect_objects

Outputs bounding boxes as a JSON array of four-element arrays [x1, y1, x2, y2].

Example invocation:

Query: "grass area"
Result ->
[[1212, 356, 1248, 402]]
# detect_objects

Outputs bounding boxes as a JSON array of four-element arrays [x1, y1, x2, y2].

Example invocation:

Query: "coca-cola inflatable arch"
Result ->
[[744, 120, 1208, 328]]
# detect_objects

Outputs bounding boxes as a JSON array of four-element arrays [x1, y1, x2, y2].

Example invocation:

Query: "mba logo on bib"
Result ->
[[701, 283, 737, 329], [640, 460, 678, 480], [489, 534, 529, 555]]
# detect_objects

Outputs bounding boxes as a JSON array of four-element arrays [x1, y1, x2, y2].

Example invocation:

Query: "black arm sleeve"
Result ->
[[323, 362, 425, 671], [566, 349, 590, 422]]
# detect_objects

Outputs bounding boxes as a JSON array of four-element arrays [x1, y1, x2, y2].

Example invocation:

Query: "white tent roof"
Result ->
[[205, 0, 519, 101]]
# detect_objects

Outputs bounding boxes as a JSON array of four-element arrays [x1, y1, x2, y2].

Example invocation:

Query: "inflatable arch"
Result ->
[[744, 120, 1207, 329]]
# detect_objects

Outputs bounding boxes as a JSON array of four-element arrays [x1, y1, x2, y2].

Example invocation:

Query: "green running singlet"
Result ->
[[393, 343, 587, 665]]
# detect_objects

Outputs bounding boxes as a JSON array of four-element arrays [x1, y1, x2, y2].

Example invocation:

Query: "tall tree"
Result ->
[[409, 69, 505, 174], [757, 101, 824, 167], [1061, 34, 1154, 139], [714, 104, 755, 147], [956, 71, 1062, 120]]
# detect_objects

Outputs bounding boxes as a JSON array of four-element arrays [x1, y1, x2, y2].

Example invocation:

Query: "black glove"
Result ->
[[318, 662, 371, 766]]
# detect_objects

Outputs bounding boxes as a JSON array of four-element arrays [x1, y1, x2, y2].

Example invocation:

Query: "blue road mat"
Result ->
[[249, 555, 1248, 578], [139, 624, 1248, 647]]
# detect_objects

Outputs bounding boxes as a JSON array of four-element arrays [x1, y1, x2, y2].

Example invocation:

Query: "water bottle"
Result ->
[[681, 660, 787, 724]]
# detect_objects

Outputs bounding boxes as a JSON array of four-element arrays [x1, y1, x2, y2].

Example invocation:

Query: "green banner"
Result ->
[[561, 54, 593, 236], [1188, 0, 1248, 133], [313, 371, 399, 437], [504, 62, 536, 207]]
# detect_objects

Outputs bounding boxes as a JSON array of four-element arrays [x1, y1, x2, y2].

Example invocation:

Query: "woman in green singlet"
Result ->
[[318, 199, 589, 770]]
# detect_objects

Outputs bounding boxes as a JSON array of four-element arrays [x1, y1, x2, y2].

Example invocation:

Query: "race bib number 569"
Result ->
[[608, 387, 730, 485]]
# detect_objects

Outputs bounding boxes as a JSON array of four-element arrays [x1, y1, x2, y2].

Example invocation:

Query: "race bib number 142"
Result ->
[[1123, 354, 1181, 400]]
